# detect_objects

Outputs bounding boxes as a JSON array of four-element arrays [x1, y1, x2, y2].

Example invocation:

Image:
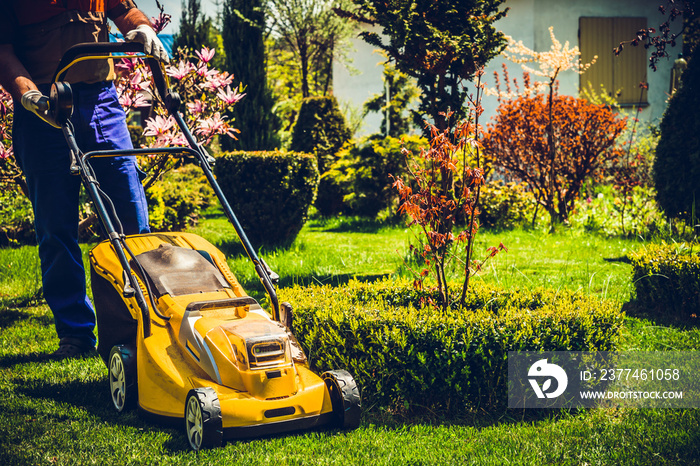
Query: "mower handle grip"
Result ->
[[52, 42, 170, 104]]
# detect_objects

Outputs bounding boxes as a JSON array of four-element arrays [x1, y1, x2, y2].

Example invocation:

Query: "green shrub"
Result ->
[[628, 243, 700, 319], [654, 44, 700, 224], [214, 150, 319, 248], [281, 278, 624, 412], [146, 164, 215, 232], [290, 96, 352, 216], [478, 181, 537, 229], [0, 186, 34, 246], [325, 135, 427, 218]]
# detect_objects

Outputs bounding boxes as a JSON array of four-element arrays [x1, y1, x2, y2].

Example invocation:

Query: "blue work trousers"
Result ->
[[13, 81, 150, 347]]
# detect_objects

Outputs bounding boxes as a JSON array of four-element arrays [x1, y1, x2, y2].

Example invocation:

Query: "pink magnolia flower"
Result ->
[[196, 46, 215, 64], [194, 112, 239, 142], [116, 57, 143, 73], [154, 131, 188, 148], [186, 100, 207, 116], [169, 132, 188, 146], [143, 115, 175, 138], [195, 112, 227, 137], [166, 61, 195, 80], [150, 13, 172, 34], [199, 70, 234, 91], [119, 91, 149, 109], [0, 141, 11, 160], [216, 85, 246, 105], [130, 69, 151, 91], [196, 63, 217, 80]]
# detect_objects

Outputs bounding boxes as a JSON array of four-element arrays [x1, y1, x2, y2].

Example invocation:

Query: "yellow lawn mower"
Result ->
[[50, 42, 360, 451]]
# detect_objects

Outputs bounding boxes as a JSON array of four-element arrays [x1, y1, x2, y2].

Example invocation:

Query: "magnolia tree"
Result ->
[[116, 43, 244, 187], [115, 11, 244, 188], [0, 11, 244, 230], [0, 92, 25, 197]]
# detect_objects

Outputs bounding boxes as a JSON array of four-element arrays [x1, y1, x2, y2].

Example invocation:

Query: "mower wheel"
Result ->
[[184, 388, 223, 451], [108, 345, 137, 412], [322, 370, 361, 429]]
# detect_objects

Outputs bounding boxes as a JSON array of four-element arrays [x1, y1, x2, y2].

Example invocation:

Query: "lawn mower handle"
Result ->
[[52, 42, 171, 105]]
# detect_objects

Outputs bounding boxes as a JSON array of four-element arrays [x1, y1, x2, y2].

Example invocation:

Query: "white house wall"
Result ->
[[334, 0, 681, 136]]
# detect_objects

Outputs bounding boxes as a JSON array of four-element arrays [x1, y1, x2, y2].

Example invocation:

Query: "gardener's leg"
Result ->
[[73, 82, 150, 235], [13, 97, 96, 355]]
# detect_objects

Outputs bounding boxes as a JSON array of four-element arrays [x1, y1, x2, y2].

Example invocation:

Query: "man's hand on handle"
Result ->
[[124, 24, 169, 63], [21, 89, 60, 128]]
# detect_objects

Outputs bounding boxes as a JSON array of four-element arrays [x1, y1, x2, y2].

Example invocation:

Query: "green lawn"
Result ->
[[1, 215, 699, 465]]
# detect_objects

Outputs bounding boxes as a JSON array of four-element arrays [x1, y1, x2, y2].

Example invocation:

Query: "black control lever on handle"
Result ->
[[260, 258, 280, 286], [122, 270, 136, 298]]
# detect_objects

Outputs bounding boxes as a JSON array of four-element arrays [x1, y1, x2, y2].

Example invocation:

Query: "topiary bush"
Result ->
[[145, 164, 215, 232], [628, 243, 700, 319], [325, 134, 427, 218], [281, 278, 624, 412], [290, 96, 352, 216], [654, 44, 700, 225], [214, 150, 319, 248]]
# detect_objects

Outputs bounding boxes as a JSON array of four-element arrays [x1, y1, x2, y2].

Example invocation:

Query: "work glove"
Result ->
[[21, 90, 60, 128], [125, 24, 170, 63]]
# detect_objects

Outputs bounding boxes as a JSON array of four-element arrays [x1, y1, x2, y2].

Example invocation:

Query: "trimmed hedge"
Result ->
[[281, 278, 624, 412], [629, 244, 700, 318], [214, 150, 319, 248]]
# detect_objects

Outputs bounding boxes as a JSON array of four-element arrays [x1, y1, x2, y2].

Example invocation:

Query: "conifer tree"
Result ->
[[221, 0, 279, 150]]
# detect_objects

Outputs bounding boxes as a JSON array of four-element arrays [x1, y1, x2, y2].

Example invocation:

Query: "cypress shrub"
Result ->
[[214, 150, 319, 248], [654, 44, 700, 223], [221, 0, 279, 151], [281, 278, 624, 412], [290, 96, 352, 215]]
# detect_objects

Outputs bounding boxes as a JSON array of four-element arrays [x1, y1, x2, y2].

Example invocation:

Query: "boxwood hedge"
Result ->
[[629, 243, 700, 319], [281, 278, 624, 412]]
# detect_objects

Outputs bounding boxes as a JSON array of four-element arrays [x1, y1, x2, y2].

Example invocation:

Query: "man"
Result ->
[[0, 1, 169, 359]]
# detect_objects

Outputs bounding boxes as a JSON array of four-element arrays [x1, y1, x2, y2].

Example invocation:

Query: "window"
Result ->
[[579, 17, 648, 105]]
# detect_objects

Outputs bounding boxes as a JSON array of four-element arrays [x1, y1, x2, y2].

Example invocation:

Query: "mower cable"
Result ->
[[94, 184, 125, 236]]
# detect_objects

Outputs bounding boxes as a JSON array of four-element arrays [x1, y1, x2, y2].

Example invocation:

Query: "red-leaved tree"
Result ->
[[483, 91, 627, 224], [392, 102, 506, 310]]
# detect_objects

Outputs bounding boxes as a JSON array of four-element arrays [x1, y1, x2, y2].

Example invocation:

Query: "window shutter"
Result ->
[[579, 17, 648, 105], [613, 17, 648, 104], [580, 17, 614, 97]]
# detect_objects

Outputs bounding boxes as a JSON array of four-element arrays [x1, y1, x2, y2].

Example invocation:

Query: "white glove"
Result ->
[[21, 90, 60, 128], [124, 24, 170, 63]]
